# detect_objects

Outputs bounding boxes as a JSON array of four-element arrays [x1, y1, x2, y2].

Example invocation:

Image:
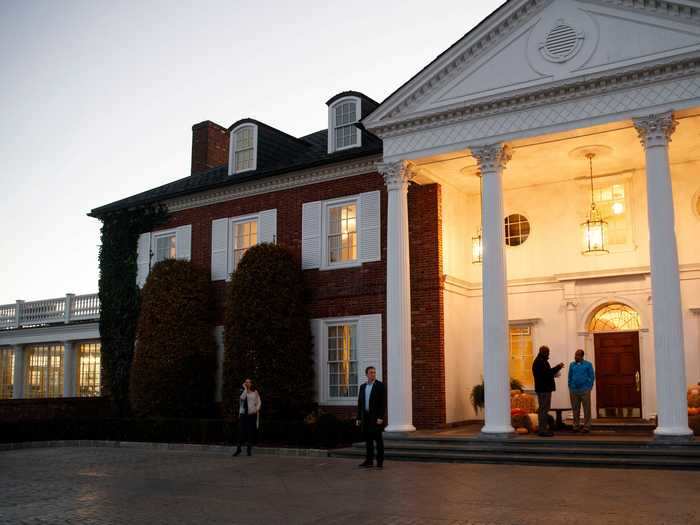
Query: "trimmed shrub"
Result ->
[[130, 259, 217, 417], [223, 243, 314, 418]]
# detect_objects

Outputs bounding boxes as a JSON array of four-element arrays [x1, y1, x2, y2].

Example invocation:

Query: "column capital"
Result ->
[[633, 111, 677, 149], [471, 144, 512, 174], [377, 160, 415, 190]]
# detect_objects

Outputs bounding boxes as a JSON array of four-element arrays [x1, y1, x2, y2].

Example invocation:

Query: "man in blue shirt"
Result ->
[[568, 349, 595, 432]]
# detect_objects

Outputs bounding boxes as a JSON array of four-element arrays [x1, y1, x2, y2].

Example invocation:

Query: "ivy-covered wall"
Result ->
[[97, 206, 166, 414]]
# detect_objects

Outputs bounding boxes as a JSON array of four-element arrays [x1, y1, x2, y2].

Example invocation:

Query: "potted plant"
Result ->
[[470, 377, 524, 414]]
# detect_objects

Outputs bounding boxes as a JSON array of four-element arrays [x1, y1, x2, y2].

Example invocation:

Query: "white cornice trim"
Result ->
[[0, 322, 100, 346], [369, 58, 698, 139], [166, 155, 382, 213]]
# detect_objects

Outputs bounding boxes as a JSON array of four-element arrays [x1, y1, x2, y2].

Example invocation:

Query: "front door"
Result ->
[[594, 332, 642, 418]]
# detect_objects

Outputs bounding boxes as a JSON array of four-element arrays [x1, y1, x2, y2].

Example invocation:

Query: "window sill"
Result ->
[[319, 398, 357, 406], [320, 260, 362, 271]]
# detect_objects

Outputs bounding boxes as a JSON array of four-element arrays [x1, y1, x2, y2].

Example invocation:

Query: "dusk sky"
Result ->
[[0, 0, 503, 304]]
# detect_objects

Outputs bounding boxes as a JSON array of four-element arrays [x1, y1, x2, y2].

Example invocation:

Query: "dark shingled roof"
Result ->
[[90, 107, 382, 217]]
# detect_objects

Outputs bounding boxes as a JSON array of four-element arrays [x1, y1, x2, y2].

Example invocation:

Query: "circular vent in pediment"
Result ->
[[540, 23, 583, 63]]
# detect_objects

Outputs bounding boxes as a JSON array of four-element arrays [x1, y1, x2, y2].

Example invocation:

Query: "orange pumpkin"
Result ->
[[689, 407, 700, 416], [516, 427, 529, 435]]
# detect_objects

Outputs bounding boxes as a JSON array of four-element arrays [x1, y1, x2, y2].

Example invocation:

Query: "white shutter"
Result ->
[[214, 326, 225, 402], [136, 232, 151, 287], [358, 314, 382, 380], [301, 201, 322, 269], [211, 218, 230, 281], [359, 191, 381, 263], [176, 225, 192, 261], [311, 319, 324, 402], [258, 209, 277, 244]]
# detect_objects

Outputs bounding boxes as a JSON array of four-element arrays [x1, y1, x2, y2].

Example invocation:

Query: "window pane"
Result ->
[[155, 234, 176, 263], [0, 348, 14, 399], [235, 127, 253, 151], [594, 184, 627, 245], [78, 342, 101, 397], [327, 323, 357, 398], [24, 344, 64, 398], [233, 220, 258, 268], [509, 326, 534, 388], [328, 204, 357, 263]]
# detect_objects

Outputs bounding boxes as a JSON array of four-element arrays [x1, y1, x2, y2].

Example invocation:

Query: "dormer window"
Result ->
[[229, 124, 257, 175], [328, 97, 361, 153]]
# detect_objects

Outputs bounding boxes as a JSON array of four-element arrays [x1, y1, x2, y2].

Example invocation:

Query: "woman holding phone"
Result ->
[[233, 378, 261, 456]]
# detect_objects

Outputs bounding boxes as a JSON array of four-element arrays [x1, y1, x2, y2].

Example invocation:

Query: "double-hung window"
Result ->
[[232, 218, 258, 269], [328, 97, 361, 153], [327, 202, 357, 264], [153, 232, 176, 263], [509, 325, 534, 389], [229, 124, 257, 175], [327, 323, 358, 399]]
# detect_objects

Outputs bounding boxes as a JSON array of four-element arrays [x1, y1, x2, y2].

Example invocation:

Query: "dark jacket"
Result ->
[[357, 380, 386, 430], [532, 355, 564, 393]]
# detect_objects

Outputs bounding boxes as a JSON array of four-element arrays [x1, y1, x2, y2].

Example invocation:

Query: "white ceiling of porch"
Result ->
[[412, 113, 700, 195]]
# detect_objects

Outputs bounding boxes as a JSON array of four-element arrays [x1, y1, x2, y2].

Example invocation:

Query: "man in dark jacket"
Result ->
[[356, 366, 385, 468], [532, 346, 564, 437]]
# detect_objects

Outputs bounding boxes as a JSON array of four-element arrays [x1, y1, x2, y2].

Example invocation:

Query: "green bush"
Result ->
[[129, 259, 217, 417], [470, 377, 524, 414], [223, 243, 314, 418]]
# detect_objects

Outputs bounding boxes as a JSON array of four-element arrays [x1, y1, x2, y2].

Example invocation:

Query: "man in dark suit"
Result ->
[[532, 345, 565, 437], [356, 366, 385, 468]]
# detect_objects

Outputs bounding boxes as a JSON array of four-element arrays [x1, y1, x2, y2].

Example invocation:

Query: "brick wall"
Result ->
[[408, 183, 446, 429], [158, 171, 445, 428]]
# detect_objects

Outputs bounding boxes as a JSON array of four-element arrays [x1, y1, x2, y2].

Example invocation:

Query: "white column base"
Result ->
[[480, 424, 515, 435], [654, 427, 694, 440], [385, 424, 417, 433]]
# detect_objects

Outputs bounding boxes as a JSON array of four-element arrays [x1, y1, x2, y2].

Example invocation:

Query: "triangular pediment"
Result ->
[[364, 0, 700, 129]]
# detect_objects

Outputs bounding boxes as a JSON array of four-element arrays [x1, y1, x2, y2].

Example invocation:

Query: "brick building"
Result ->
[[84, 0, 700, 438]]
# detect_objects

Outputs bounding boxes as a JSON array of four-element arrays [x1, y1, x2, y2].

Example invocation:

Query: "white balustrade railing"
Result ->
[[0, 293, 100, 330]]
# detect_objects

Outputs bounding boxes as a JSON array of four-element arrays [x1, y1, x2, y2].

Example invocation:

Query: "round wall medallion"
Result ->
[[539, 20, 584, 63]]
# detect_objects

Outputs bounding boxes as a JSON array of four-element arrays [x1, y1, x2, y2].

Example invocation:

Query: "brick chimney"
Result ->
[[191, 121, 229, 175]]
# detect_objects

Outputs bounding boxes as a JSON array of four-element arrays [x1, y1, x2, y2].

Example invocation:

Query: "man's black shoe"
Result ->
[[232, 447, 242, 457], [359, 461, 373, 468]]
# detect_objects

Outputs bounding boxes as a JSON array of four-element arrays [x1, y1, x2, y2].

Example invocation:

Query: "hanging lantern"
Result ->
[[472, 227, 483, 264], [581, 153, 608, 255]]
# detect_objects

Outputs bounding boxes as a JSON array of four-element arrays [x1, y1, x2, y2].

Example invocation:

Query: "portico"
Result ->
[[369, 0, 700, 438]]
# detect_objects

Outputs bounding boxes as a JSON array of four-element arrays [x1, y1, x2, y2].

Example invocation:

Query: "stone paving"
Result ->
[[1, 446, 699, 524]]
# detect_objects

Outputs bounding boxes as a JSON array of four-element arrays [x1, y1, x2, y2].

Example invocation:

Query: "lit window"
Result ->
[[328, 203, 357, 264], [233, 219, 258, 268], [24, 344, 64, 398], [593, 184, 627, 245], [504, 214, 530, 246], [233, 125, 256, 173], [77, 342, 101, 397], [588, 303, 640, 332], [327, 324, 358, 398], [509, 326, 534, 388], [154, 234, 176, 263], [0, 348, 14, 399]]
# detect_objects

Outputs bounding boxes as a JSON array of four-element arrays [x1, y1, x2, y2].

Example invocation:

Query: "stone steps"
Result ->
[[330, 436, 700, 470]]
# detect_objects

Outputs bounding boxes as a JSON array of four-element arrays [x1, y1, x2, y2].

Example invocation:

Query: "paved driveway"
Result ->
[[1, 446, 699, 524]]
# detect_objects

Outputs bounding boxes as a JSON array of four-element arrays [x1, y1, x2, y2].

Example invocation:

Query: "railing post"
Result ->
[[64, 294, 75, 324], [12, 345, 24, 399], [14, 300, 24, 329]]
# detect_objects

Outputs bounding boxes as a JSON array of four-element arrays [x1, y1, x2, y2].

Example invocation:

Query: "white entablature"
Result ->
[[363, 0, 700, 161]]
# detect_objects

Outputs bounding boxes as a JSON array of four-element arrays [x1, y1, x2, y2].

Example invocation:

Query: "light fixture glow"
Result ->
[[472, 228, 483, 264], [612, 202, 624, 215], [581, 153, 609, 255]]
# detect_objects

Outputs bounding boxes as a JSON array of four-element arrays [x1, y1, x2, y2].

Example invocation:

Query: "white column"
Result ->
[[634, 112, 692, 439], [377, 160, 416, 432], [472, 144, 514, 436], [63, 341, 75, 397], [12, 344, 24, 399]]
